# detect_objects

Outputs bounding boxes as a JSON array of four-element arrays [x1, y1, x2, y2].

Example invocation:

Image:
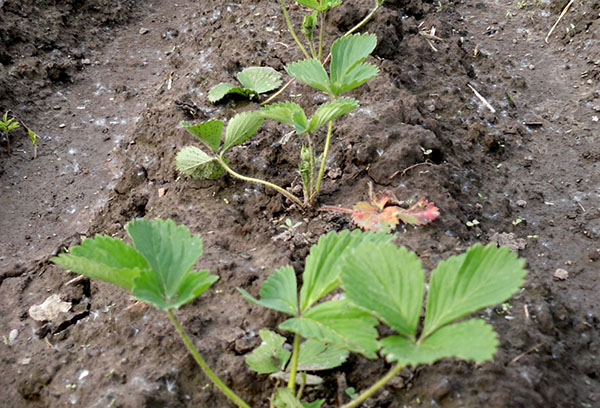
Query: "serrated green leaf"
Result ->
[[222, 111, 264, 153], [208, 83, 251, 103], [297, 339, 349, 371], [51, 235, 149, 291], [330, 63, 379, 96], [279, 299, 379, 358], [260, 102, 309, 133], [319, 0, 342, 10], [329, 33, 377, 96], [308, 97, 358, 133], [422, 244, 527, 339], [380, 319, 498, 366], [340, 242, 424, 338], [182, 120, 223, 152], [245, 330, 291, 374], [238, 265, 298, 316], [285, 59, 332, 95], [176, 146, 224, 180], [237, 66, 282, 94], [300, 229, 393, 312], [126, 218, 218, 310]]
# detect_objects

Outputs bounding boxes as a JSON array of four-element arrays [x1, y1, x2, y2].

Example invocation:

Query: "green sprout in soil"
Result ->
[[208, 67, 282, 103], [240, 230, 526, 407], [51, 219, 251, 408], [0, 112, 19, 154]]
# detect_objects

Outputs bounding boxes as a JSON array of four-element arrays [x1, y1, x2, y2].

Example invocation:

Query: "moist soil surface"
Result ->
[[1, 0, 599, 407]]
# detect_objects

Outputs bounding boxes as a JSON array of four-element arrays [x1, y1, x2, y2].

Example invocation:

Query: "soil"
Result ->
[[0, 0, 599, 407]]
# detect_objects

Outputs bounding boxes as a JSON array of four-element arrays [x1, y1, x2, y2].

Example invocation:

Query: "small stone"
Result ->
[[29, 294, 71, 322], [139, 27, 150, 35], [8, 329, 18, 344], [19, 358, 31, 365], [158, 187, 166, 198], [528, 64, 535, 70], [53, 105, 61, 110], [516, 199, 527, 207], [553, 268, 569, 280], [81, 59, 91, 65], [59, 123, 66, 128], [592, 116, 599, 122]]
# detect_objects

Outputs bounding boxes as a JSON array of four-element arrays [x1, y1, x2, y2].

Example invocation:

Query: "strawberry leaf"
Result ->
[[395, 198, 440, 225], [246, 330, 291, 374], [237, 66, 282, 94], [175, 146, 224, 179], [238, 265, 298, 316], [182, 120, 223, 153], [208, 83, 252, 103]]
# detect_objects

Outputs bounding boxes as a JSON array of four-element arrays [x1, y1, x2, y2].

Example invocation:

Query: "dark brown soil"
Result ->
[[1, 0, 599, 407]]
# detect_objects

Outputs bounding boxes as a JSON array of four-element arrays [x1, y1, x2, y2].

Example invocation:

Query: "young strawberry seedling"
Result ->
[[51, 219, 251, 408], [177, 32, 379, 207], [240, 230, 526, 407]]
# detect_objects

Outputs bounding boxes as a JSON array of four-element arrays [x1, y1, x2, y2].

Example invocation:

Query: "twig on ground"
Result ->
[[467, 83, 496, 113], [545, 0, 575, 43], [509, 343, 543, 365], [389, 160, 433, 179]]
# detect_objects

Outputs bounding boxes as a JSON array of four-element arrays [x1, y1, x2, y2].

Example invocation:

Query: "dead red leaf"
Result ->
[[321, 182, 440, 232]]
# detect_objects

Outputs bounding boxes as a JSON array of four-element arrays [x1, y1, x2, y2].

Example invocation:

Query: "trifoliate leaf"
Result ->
[[285, 59, 332, 95], [308, 97, 358, 133], [245, 330, 291, 374], [300, 229, 393, 312], [182, 120, 223, 153], [297, 339, 349, 371], [238, 265, 298, 316], [126, 218, 219, 310], [51, 235, 149, 291], [237, 66, 282, 94], [380, 319, 499, 366], [422, 244, 527, 339], [279, 299, 380, 359], [175, 146, 224, 180], [222, 111, 264, 153], [208, 83, 251, 103], [341, 242, 424, 338], [329, 33, 377, 96]]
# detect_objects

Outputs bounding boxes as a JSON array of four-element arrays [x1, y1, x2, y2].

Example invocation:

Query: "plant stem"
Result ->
[[345, 0, 382, 37], [318, 11, 325, 61], [287, 333, 301, 391], [341, 363, 404, 408], [310, 120, 333, 205], [280, 0, 310, 60], [296, 372, 307, 400], [216, 156, 304, 208], [167, 310, 251, 408], [261, 78, 294, 106]]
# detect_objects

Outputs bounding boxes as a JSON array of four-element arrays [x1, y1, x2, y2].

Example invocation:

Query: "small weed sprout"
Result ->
[[0, 112, 19, 154]]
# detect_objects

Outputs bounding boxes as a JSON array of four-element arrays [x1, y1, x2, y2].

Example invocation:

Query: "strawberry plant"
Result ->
[[176, 33, 379, 207], [240, 230, 526, 407], [51, 219, 251, 408]]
